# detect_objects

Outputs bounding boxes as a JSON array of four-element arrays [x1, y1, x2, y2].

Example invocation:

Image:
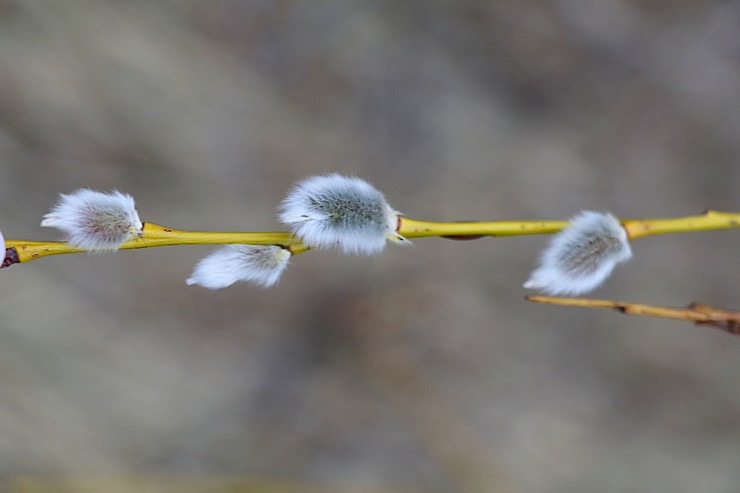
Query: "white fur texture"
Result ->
[[41, 189, 142, 250], [524, 211, 632, 295], [279, 174, 401, 255], [186, 244, 291, 289]]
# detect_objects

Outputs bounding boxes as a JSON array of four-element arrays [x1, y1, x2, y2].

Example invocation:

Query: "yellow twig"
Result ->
[[398, 210, 740, 240], [6, 223, 298, 264], [397, 217, 568, 238], [621, 209, 740, 240], [526, 295, 740, 335], [3, 210, 738, 267]]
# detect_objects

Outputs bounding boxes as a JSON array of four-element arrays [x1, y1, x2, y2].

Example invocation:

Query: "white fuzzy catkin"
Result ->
[[524, 211, 632, 295], [279, 173, 402, 255], [186, 244, 291, 289], [41, 189, 143, 250]]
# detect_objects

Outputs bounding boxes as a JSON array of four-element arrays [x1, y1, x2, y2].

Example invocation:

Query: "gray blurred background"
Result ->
[[1, 1, 739, 492]]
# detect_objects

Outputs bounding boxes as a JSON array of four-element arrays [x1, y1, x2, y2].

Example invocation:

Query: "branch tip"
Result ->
[[1, 247, 19, 269]]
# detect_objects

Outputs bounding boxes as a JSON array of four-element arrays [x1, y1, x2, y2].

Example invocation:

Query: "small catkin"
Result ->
[[41, 189, 142, 251], [187, 244, 291, 289], [279, 173, 403, 255], [524, 211, 632, 295]]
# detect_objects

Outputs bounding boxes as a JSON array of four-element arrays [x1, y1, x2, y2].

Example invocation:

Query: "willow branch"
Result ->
[[397, 217, 568, 239], [526, 295, 740, 335], [3, 210, 739, 267], [5, 223, 299, 265], [398, 210, 740, 240], [621, 210, 740, 240]]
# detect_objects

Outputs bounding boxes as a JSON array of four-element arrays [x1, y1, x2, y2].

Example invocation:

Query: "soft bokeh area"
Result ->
[[1, 1, 739, 492]]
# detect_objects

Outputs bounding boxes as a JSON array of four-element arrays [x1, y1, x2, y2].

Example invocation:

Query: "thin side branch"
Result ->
[[526, 295, 740, 335]]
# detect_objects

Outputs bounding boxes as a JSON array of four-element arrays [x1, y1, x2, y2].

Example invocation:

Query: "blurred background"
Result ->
[[1, 1, 739, 492]]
